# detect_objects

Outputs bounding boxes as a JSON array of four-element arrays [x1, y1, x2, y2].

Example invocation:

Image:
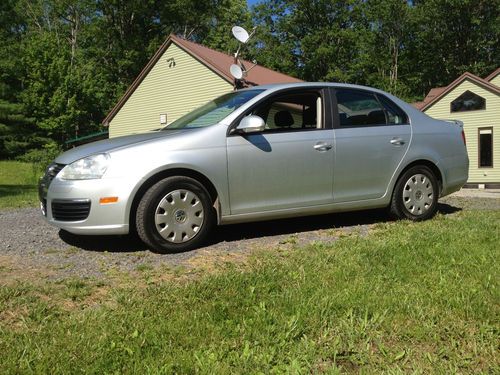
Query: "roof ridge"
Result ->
[[484, 67, 500, 82], [172, 34, 298, 81], [466, 71, 497, 85], [172, 35, 232, 56]]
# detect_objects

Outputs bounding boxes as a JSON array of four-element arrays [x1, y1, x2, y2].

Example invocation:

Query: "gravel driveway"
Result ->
[[1, 192, 499, 283]]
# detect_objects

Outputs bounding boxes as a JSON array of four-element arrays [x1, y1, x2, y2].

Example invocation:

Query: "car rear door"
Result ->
[[331, 88, 411, 202]]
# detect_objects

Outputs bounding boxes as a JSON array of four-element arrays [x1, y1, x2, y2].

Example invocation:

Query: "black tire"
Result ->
[[390, 165, 439, 221], [136, 176, 215, 253]]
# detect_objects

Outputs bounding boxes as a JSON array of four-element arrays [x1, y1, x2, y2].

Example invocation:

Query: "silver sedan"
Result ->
[[39, 83, 469, 253]]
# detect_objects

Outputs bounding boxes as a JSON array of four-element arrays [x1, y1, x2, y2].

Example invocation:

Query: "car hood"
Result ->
[[55, 130, 187, 164]]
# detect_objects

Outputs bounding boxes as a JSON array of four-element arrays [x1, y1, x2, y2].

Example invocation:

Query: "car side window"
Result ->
[[377, 95, 408, 125], [250, 92, 322, 132], [336, 89, 386, 127]]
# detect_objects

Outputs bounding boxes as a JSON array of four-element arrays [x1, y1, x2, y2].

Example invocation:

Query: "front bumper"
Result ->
[[39, 170, 133, 235]]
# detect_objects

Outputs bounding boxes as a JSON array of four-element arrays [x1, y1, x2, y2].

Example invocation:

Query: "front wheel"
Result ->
[[136, 177, 215, 253], [390, 166, 439, 221]]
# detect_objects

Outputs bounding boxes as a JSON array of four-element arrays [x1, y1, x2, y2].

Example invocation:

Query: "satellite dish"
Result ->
[[232, 26, 250, 44], [230, 64, 244, 79]]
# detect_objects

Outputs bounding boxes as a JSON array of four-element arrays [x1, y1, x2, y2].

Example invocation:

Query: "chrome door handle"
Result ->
[[314, 142, 333, 151], [390, 137, 405, 146]]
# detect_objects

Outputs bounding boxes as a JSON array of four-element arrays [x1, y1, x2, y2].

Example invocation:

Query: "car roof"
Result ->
[[227, 81, 426, 126], [242, 82, 388, 94]]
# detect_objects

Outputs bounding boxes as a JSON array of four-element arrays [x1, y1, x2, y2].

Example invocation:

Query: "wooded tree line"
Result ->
[[0, 0, 498, 159]]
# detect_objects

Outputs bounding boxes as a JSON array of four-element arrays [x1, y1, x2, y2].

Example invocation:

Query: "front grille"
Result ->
[[51, 200, 91, 222]]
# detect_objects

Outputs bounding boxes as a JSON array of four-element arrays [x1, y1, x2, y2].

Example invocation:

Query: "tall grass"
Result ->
[[0, 161, 42, 208]]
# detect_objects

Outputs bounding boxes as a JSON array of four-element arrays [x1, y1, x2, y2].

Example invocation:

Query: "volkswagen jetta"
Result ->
[[39, 83, 469, 253]]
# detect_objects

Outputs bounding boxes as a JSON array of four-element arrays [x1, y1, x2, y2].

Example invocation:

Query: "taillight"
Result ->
[[461, 130, 466, 145]]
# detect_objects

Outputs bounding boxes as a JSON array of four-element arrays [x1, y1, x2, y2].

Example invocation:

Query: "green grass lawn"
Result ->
[[1, 210, 498, 373], [0, 161, 41, 208]]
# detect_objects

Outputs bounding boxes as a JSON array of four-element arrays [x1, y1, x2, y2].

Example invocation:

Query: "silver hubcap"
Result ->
[[403, 174, 434, 215], [154, 189, 204, 243]]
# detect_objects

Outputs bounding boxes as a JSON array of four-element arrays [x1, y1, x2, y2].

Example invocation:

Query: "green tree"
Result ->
[[251, 0, 367, 82], [409, 0, 499, 97], [0, 0, 46, 158], [355, 0, 415, 99], [16, 0, 252, 146], [203, 0, 251, 54], [19, 0, 104, 143]]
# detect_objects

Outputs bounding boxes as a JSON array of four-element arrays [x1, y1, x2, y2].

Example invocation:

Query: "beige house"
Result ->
[[415, 68, 500, 188], [103, 34, 301, 138]]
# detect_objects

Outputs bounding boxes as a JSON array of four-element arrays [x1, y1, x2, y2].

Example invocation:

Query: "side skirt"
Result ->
[[219, 197, 390, 225]]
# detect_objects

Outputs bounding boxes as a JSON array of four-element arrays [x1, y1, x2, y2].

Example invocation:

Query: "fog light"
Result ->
[[99, 197, 119, 204]]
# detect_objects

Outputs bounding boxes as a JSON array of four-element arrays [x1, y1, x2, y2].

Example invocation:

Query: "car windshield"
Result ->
[[163, 89, 265, 130]]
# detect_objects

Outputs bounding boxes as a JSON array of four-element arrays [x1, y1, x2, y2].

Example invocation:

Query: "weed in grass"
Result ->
[[158, 264, 172, 274], [129, 251, 147, 259], [51, 263, 76, 271], [279, 234, 298, 245], [136, 263, 153, 272], [172, 265, 187, 277], [61, 279, 94, 302]]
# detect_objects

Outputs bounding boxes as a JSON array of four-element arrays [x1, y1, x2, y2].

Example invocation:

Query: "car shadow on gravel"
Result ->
[[209, 202, 461, 245], [59, 230, 148, 252], [58, 203, 462, 253], [209, 208, 391, 244]]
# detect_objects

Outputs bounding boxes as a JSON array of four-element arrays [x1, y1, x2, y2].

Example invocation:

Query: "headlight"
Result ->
[[60, 153, 110, 180]]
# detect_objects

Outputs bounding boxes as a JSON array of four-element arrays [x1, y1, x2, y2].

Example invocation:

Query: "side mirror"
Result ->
[[237, 115, 265, 134]]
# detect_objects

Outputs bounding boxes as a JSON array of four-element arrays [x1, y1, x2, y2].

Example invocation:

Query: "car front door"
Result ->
[[226, 89, 334, 215], [331, 88, 411, 202]]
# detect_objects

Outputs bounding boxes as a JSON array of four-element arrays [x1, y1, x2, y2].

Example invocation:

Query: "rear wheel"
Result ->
[[136, 176, 215, 253], [390, 166, 438, 221]]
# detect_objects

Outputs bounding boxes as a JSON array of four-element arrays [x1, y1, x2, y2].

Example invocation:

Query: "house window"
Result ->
[[478, 127, 493, 168], [451, 91, 486, 112]]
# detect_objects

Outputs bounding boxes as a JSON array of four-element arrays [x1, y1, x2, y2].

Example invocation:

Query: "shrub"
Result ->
[[18, 142, 62, 174]]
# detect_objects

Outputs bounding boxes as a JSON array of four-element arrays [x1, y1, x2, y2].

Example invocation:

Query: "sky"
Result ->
[[247, 0, 261, 7]]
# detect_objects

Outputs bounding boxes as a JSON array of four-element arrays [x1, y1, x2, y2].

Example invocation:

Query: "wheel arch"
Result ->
[[128, 168, 220, 232], [395, 159, 443, 196]]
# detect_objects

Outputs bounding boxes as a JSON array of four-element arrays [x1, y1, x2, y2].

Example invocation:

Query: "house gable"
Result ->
[[423, 78, 498, 116], [420, 72, 500, 112], [109, 43, 232, 138], [423, 78, 500, 184], [103, 34, 302, 133]]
